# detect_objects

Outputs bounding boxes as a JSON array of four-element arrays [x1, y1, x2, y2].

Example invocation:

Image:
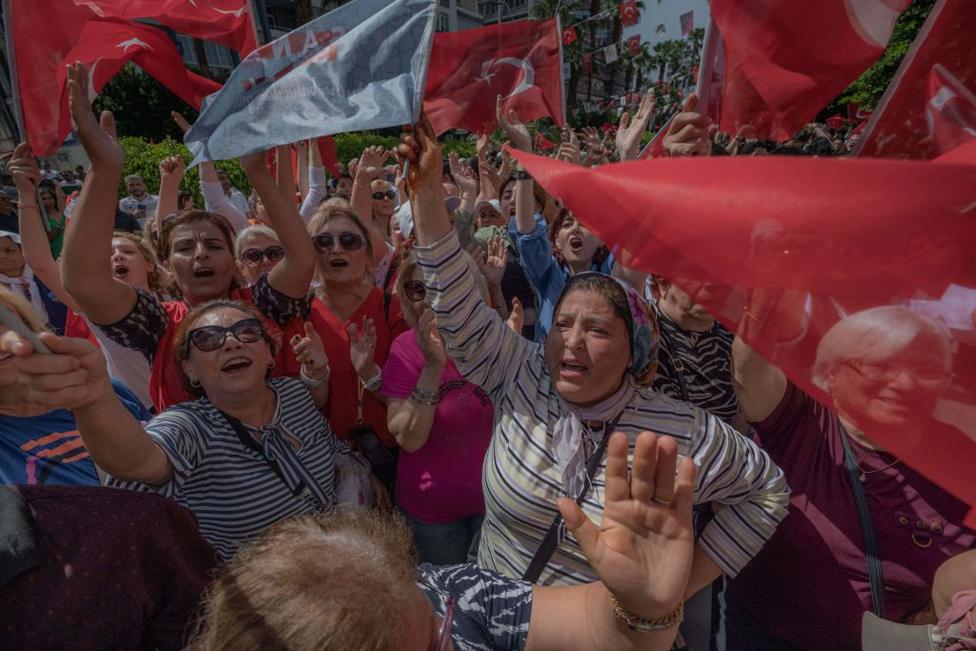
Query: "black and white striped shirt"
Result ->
[[110, 377, 348, 560], [652, 301, 740, 424], [414, 230, 790, 585]]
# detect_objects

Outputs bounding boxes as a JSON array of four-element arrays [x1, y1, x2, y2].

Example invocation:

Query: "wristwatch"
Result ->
[[409, 386, 440, 406], [362, 366, 383, 393]]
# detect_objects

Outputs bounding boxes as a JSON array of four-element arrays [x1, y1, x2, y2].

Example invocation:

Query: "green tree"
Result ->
[[836, 0, 936, 108], [93, 64, 223, 143]]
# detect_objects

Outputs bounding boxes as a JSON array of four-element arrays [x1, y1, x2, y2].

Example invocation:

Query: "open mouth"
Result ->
[[112, 264, 130, 278], [0, 351, 13, 362], [329, 259, 349, 269], [559, 359, 588, 378], [568, 236, 584, 252], [221, 357, 253, 373], [193, 267, 215, 278]]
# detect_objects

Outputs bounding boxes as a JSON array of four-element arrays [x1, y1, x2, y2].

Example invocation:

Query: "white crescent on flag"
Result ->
[[480, 58, 535, 99], [213, 6, 248, 17], [117, 37, 154, 53], [844, 0, 909, 48]]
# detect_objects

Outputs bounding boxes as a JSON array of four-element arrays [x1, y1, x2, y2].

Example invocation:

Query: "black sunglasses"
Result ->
[[313, 232, 365, 252], [372, 190, 396, 200], [403, 279, 426, 302], [240, 245, 284, 266], [186, 318, 266, 353]]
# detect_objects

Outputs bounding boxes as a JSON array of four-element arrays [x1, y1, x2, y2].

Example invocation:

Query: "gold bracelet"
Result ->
[[609, 593, 683, 633]]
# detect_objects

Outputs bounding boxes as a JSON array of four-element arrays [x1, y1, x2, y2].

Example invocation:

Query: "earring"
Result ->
[[189, 378, 200, 388]]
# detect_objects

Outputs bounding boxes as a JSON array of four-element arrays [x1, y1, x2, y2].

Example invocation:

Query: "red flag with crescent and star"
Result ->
[[619, 0, 639, 28], [424, 19, 564, 135], [705, 0, 910, 141], [854, 0, 976, 160], [7, 0, 250, 155]]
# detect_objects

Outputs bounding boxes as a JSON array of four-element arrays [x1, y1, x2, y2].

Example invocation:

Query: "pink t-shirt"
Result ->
[[381, 330, 493, 523]]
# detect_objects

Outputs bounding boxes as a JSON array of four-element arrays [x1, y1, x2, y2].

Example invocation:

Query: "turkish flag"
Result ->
[[563, 26, 578, 46], [424, 19, 564, 135], [856, 1, 976, 159], [619, 0, 639, 28], [7, 0, 248, 155], [627, 35, 641, 56], [509, 148, 976, 528], [705, 0, 909, 141], [317, 136, 342, 178], [535, 131, 557, 151], [68, 0, 256, 55]]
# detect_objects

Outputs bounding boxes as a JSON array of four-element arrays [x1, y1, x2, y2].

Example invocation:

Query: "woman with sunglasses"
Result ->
[[306, 204, 406, 490], [235, 224, 284, 287], [382, 253, 495, 564], [187, 431, 697, 651], [0, 299, 361, 561], [59, 63, 315, 412], [398, 118, 788, 597]]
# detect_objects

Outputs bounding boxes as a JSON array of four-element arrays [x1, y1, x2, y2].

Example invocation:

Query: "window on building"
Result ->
[[175, 34, 198, 66], [203, 41, 236, 69], [437, 11, 451, 32]]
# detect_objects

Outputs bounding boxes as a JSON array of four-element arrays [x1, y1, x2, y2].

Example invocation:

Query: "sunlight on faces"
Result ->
[[110, 237, 152, 291], [0, 236, 25, 277], [181, 306, 272, 400], [166, 221, 236, 304], [656, 279, 719, 331], [236, 230, 281, 286], [555, 213, 600, 267], [545, 289, 632, 406], [477, 203, 506, 229], [314, 215, 369, 286]]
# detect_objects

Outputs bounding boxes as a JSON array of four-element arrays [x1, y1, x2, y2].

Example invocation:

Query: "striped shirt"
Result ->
[[652, 301, 739, 424], [109, 377, 348, 560], [415, 230, 790, 585]]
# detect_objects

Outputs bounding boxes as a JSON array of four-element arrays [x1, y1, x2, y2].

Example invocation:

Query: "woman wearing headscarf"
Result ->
[[397, 118, 789, 596]]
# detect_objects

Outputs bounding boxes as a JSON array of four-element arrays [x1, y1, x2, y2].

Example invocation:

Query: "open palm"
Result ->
[[66, 63, 123, 169], [559, 431, 695, 620]]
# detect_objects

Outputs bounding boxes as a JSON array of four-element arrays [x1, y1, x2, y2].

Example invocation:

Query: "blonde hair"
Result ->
[[234, 224, 280, 258], [188, 509, 418, 651], [113, 231, 165, 294], [0, 285, 44, 332], [812, 305, 954, 390]]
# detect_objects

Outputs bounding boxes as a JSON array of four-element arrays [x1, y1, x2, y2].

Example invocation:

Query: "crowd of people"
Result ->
[[0, 59, 973, 651]]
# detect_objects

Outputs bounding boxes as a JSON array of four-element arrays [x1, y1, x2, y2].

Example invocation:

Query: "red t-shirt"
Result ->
[[725, 383, 976, 650], [309, 287, 406, 447]]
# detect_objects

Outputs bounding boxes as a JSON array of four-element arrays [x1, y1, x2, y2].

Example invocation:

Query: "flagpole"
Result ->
[[695, 16, 719, 110], [2, 0, 25, 142]]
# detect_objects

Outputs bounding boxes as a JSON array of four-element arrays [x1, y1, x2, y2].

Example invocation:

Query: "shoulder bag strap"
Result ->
[[522, 414, 622, 583], [840, 432, 887, 618], [216, 408, 313, 503]]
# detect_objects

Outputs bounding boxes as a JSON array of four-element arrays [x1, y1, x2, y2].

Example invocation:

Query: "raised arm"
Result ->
[[154, 154, 184, 227], [616, 92, 656, 161], [399, 117, 536, 400], [239, 150, 316, 299], [385, 309, 446, 452], [60, 63, 138, 325], [1, 331, 172, 484], [349, 145, 393, 267], [9, 143, 79, 312], [298, 140, 327, 222]]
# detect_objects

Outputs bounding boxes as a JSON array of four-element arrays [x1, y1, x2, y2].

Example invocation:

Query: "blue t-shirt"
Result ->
[[0, 381, 150, 486]]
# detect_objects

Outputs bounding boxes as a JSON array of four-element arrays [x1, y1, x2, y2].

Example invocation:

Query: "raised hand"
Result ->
[[158, 155, 185, 183], [449, 150, 478, 197], [559, 431, 695, 621], [556, 127, 583, 166], [478, 159, 502, 201], [663, 94, 712, 158], [398, 115, 444, 196], [348, 317, 378, 379], [8, 142, 42, 196], [477, 233, 508, 288], [291, 321, 330, 381], [616, 91, 657, 161], [506, 296, 524, 334], [66, 63, 123, 170], [476, 132, 491, 161], [416, 307, 447, 369], [580, 127, 610, 166], [358, 145, 392, 180], [497, 96, 532, 152]]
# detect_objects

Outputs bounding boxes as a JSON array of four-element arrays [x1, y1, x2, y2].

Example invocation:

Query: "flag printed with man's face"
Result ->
[[184, 0, 437, 164], [423, 18, 564, 135]]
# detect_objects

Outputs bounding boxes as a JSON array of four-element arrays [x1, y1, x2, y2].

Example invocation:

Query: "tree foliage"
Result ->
[[836, 0, 937, 109]]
